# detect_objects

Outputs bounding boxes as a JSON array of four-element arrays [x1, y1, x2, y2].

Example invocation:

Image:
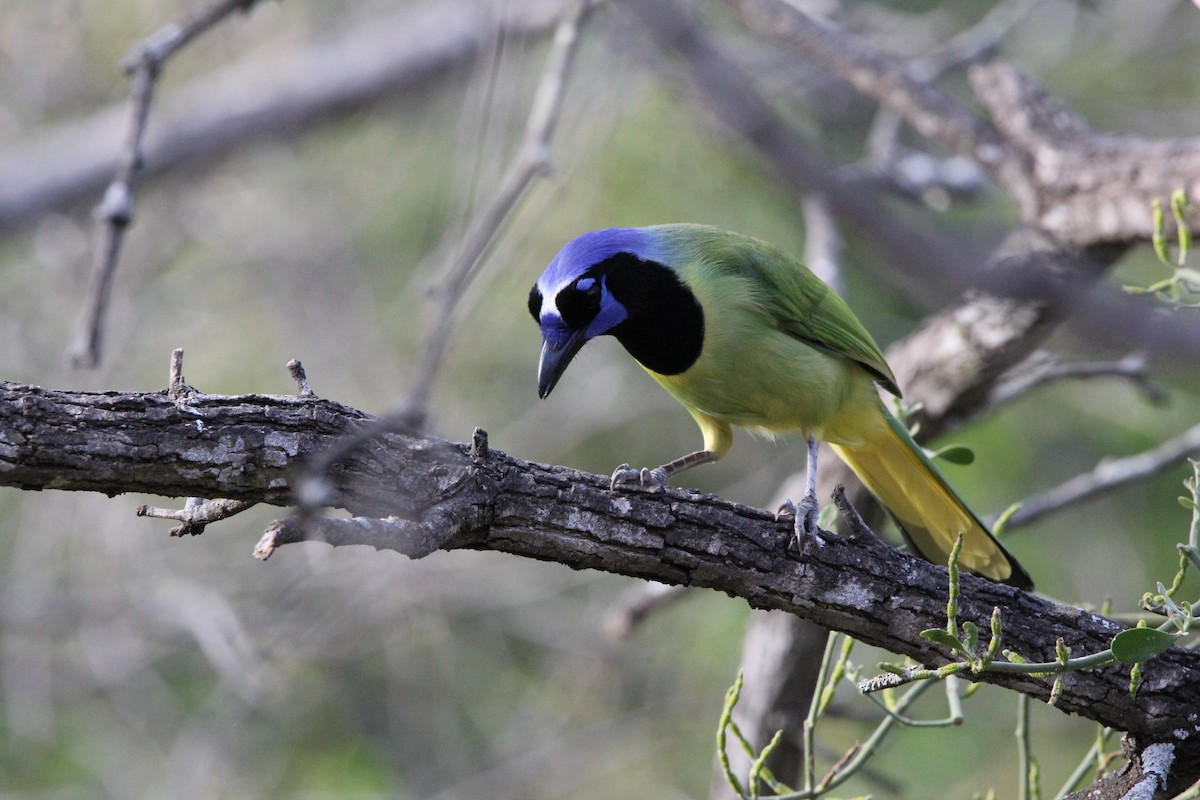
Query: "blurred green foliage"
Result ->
[[2, 1, 1200, 798]]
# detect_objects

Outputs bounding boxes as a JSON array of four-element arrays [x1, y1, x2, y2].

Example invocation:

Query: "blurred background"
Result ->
[[2, 0, 1200, 797]]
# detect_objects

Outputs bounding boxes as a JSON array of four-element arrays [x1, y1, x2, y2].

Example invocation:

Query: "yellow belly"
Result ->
[[645, 322, 882, 447]]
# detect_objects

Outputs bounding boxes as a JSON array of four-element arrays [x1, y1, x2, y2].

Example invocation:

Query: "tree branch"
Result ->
[[138, 497, 255, 537], [401, 0, 594, 428], [1006, 421, 1200, 531], [68, 0, 266, 369], [0, 0, 567, 234], [970, 62, 1200, 245], [3, 379, 1200, 755], [719, 0, 1200, 245], [987, 352, 1164, 412]]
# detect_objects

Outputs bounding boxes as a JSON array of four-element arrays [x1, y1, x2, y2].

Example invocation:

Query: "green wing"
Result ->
[[667, 225, 900, 396]]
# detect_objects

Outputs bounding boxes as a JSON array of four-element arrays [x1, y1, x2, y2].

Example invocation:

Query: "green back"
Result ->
[[656, 224, 900, 396]]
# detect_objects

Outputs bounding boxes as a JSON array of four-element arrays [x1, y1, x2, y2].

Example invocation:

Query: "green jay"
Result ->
[[528, 224, 1032, 590]]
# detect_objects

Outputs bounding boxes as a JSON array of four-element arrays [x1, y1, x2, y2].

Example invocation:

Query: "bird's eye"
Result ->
[[556, 276, 603, 329], [576, 277, 601, 309], [528, 285, 543, 322]]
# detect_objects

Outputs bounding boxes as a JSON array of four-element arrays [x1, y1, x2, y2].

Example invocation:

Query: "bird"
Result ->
[[528, 223, 1033, 590]]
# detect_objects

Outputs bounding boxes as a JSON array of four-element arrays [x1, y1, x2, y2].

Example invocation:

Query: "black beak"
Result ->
[[538, 329, 589, 399]]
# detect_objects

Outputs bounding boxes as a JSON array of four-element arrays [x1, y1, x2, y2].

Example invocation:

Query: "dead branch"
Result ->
[[138, 497, 256, 537], [1007, 422, 1200, 531], [2, 379, 1200, 756], [0, 0, 567, 234], [401, 0, 595, 428], [719, 0, 1200, 245], [68, 0, 266, 369]]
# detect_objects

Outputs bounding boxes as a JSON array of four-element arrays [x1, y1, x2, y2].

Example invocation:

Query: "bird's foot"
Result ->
[[610, 464, 669, 493], [785, 493, 824, 555]]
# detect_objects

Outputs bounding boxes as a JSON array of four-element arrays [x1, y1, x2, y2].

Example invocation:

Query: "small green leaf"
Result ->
[[1179, 495, 1198, 511], [922, 628, 965, 653], [991, 504, 1022, 536], [962, 621, 979, 652], [1157, 583, 1185, 617], [1171, 189, 1192, 264], [1153, 199, 1170, 265], [933, 444, 975, 465], [1055, 637, 1072, 664], [1002, 649, 1027, 664], [1049, 674, 1064, 707], [1130, 662, 1145, 697], [1111, 628, 1179, 663]]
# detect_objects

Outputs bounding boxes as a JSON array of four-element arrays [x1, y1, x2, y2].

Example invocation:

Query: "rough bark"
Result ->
[[3, 380, 1200, 756]]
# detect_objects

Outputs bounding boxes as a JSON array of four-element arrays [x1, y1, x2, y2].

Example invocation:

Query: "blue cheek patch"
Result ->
[[586, 287, 627, 338]]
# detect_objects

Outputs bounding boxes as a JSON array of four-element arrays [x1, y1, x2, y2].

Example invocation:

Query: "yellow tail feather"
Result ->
[[830, 411, 1032, 590]]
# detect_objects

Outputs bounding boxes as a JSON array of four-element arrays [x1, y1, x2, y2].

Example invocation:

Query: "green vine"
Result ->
[[1128, 189, 1200, 307], [713, 453, 1200, 798]]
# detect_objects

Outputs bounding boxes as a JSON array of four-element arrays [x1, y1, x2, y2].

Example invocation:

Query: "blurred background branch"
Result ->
[[401, 0, 594, 428], [0, 0, 567, 234], [69, 0, 266, 368]]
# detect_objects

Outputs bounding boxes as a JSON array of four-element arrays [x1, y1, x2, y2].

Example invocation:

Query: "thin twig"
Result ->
[[1004, 421, 1200, 530], [137, 497, 255, 537], [988, 352, 1165, 410], [1017, 692, 1033, 800], [831, 484, 881, 540], [602, 582, 690, 640], [865, 0, 1043, 175], [168, 347, 190, 399], [287, 358, 315, 398], [68, 0, 263, 368], [470, 426, 490, 461], [293, 0, 594, 508], [804, 632, 841, 794], [401, 0, 595, 428], [254, 514, 450, 561]]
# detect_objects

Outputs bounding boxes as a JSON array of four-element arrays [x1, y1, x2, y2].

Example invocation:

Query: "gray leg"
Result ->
[[611, 449, 715, 492], [793, 437, 822, 540]]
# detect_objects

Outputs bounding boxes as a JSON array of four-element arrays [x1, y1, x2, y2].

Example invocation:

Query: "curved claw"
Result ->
[[610, 464, 639, 491], [789, 494, 824, 551], [610, 464, 669, 493]]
